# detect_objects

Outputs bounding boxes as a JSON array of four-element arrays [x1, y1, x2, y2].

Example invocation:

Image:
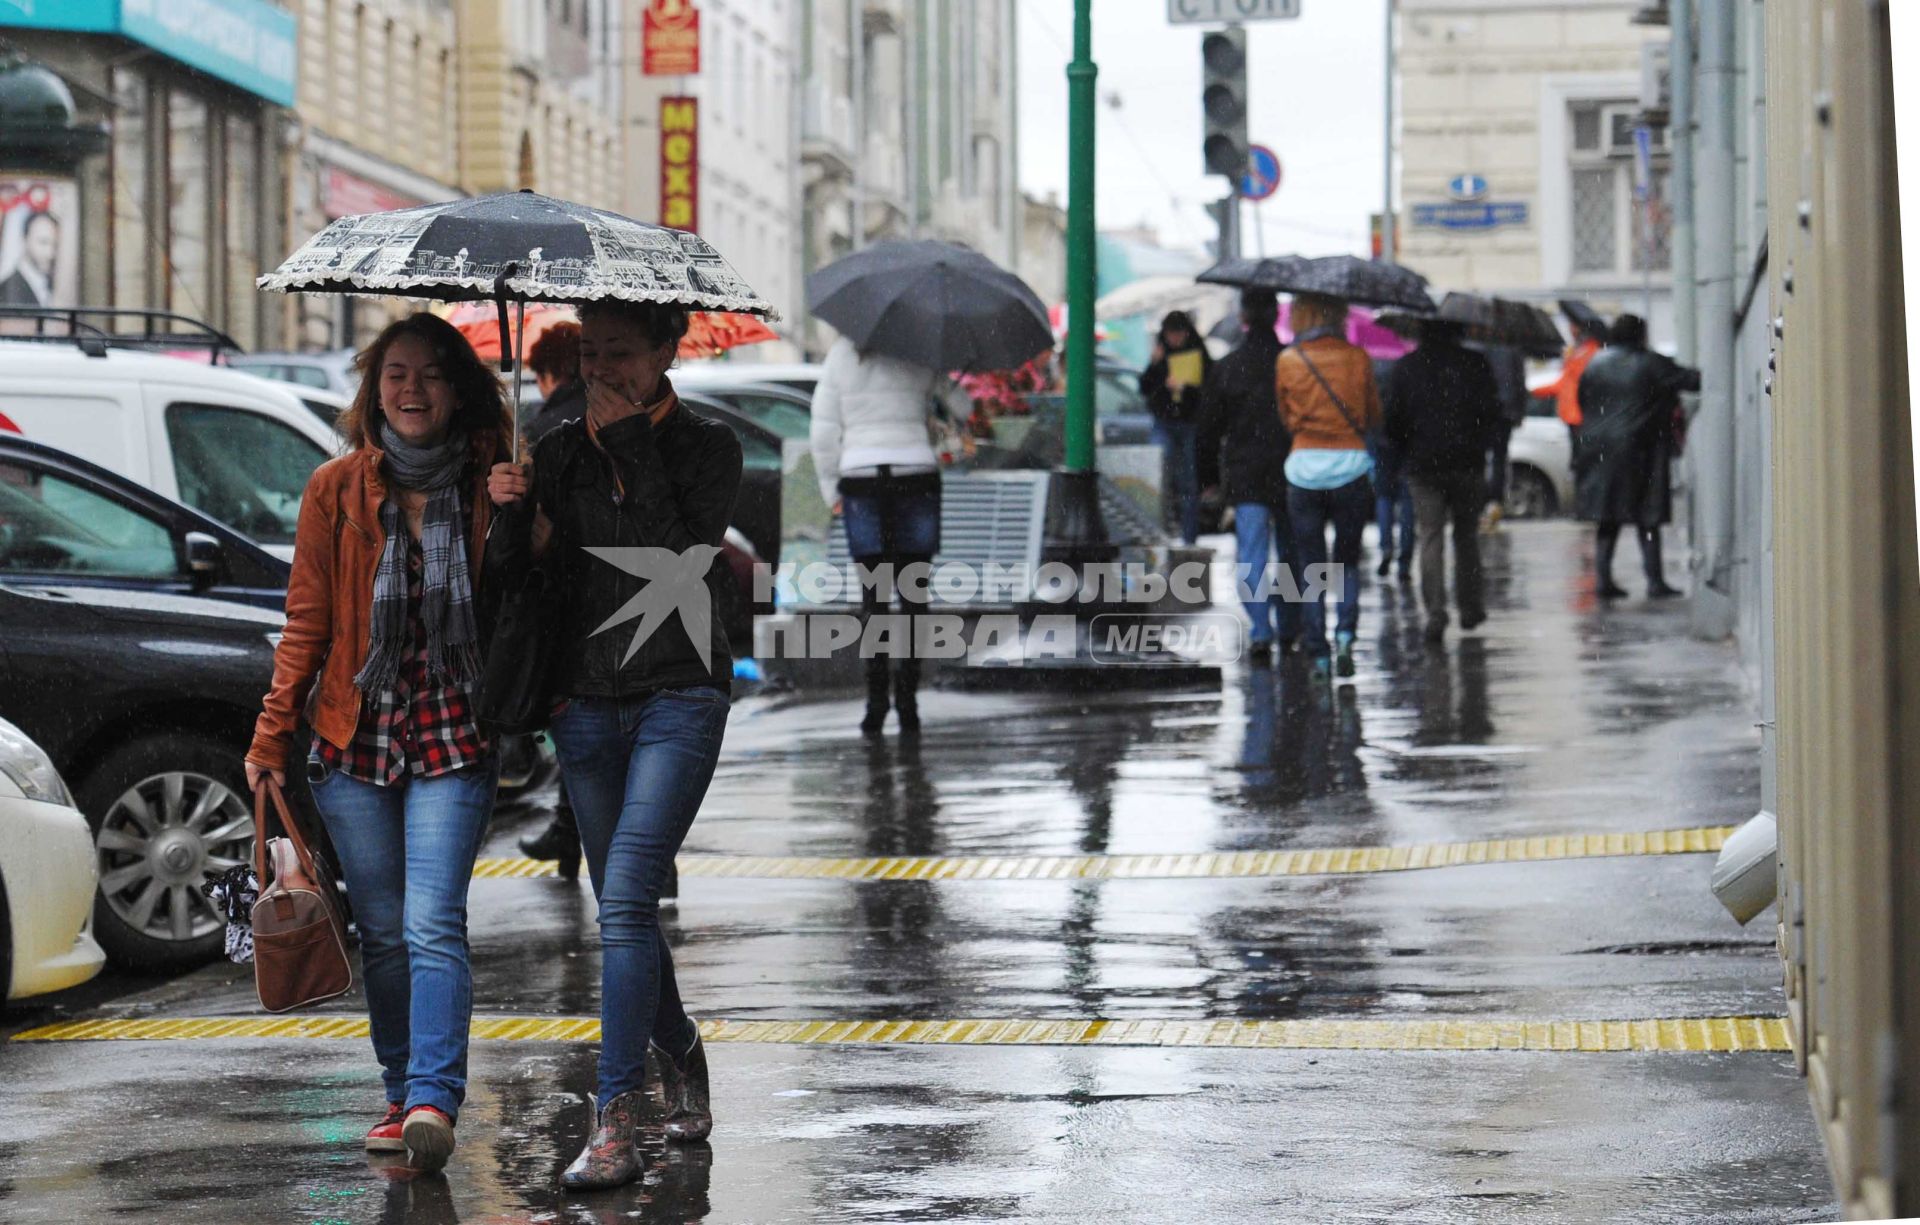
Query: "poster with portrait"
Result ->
[[0, 177, 80, 311]]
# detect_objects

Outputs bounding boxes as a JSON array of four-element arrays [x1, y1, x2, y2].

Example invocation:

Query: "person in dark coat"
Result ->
[[1370, 355, 1414, 580], [1573, 314, 1700, 599], [1470, 341, 1529, 525], [1383, 321, 1503, 642], [1199, 288, 1298, 661], [523, 321, 588, 445], [1139, 310, 1212, 545]]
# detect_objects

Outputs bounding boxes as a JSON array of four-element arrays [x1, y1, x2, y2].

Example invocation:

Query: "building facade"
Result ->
[[622, 0, 805, 347], [1396, 0, 1675, 339], [0, 0, 298, 350], [795, 0, 1021, 355]]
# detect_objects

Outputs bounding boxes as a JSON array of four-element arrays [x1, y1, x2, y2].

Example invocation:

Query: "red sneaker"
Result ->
[[402, 1105, 456, 1172], [365, 1102, 406, 1152]]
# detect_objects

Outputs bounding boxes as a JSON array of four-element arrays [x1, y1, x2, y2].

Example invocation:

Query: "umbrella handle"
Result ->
[[491, 263, 519, 377]]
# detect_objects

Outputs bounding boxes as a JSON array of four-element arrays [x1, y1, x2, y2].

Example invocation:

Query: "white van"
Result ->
[[0, 342, 343, 560]]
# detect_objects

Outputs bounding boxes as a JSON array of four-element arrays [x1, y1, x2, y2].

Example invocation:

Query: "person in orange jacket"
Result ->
[[1532, 317, 1607, 460]]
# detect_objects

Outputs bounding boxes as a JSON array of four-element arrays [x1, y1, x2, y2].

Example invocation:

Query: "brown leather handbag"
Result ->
[[250, 777, 353, 1012]]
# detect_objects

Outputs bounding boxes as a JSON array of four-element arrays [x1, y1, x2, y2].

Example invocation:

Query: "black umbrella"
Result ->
[[1195, 256, 1309, 291], [1201, 253, 1434, 312], [1557, 298, 1610, 342], [1379, 293, 1563, 357], [806, 240, 1052, 373]]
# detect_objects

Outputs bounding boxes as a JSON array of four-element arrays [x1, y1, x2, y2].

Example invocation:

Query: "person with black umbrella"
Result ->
[[1199, 288, 1299, 660], [1276, 292, 1381, 680], [811, 334, 972, 735], [1574, 314, 1699, 599], [1383, 320, 1503, 641]]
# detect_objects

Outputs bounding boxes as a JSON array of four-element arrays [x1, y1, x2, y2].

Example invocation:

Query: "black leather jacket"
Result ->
[[492, 385, 743, 700]]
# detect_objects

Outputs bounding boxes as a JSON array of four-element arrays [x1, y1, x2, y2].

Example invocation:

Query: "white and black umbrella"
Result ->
[[806, 240, 1051, 373], [260, 189, 776, 450], [259, 189, 774, 314], [1198, 253, 1436, 313]]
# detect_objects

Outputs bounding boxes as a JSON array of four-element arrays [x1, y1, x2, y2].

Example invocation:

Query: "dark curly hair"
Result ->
[[337, 312, 513, 455], [578, 299, 691, 351]]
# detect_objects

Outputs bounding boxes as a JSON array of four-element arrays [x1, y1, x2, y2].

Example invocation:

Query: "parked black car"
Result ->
[[0, 435, 290, 608], [0, 581, 281, 970]]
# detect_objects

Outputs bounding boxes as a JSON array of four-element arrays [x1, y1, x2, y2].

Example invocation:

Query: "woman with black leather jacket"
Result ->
[[487, 299, 742, 1192]]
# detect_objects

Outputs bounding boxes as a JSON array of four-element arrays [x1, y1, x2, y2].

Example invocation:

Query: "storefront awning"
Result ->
[[0, 0, 296, 108]]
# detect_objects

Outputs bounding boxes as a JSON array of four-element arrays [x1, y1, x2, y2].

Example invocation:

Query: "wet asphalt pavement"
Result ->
[[0, 522, 1837, 1223]]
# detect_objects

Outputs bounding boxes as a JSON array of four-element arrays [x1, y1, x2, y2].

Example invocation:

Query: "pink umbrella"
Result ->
[[1274, 301, 1413, 360]]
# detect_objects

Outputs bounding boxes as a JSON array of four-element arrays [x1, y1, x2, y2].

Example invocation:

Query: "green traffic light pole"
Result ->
[[1046, 0, 1113, 564]]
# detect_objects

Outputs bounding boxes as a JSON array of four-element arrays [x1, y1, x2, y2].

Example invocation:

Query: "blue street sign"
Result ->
[[1240, 144, 1281, 201], [1411, 202, 1530, 230], [1447, 173, 1489, 202]]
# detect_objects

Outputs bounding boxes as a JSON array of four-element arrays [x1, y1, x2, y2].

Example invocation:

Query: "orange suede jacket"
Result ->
[[1275, 335, 1381, 450], [246, 436, 497, 771]]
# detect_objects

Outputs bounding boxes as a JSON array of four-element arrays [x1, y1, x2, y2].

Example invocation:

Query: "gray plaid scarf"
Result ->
[[353, 421, 480, 693]]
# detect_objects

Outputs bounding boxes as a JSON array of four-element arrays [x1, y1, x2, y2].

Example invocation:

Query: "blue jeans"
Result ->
[[1288, 476, 1373, 657], [841, 471, 941, 559], [308, 758, 499, 1120], [1234, 501, 1302, 647], [1153, 420, 1201, 544], [550, 689, 730, 1109], [1375, 471, 1415, 563]]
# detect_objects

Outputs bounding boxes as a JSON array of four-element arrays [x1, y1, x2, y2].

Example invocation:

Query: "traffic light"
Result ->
[[1201, 27, 1248, 180]]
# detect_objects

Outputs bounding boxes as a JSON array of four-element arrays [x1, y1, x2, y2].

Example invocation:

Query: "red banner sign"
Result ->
[[643, 0, 700, 76], [660, 96, 698, 232], [325, 167, 418, 219]]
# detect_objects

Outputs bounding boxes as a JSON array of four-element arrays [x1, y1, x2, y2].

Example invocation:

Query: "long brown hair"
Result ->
[[337, 312, 513, 456]]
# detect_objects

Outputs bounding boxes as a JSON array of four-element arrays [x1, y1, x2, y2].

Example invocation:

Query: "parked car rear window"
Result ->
[[164, 403, 329, 545], [0, 461, 178, 578]]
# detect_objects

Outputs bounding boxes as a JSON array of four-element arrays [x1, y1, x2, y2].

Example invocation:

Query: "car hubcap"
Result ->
[[96, 771, 253, 944]]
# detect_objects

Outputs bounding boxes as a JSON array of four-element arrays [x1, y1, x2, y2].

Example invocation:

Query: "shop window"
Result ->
[[110, 66, 149, 311], [224, 113, 260, 348], [167, 91, 213, 322]]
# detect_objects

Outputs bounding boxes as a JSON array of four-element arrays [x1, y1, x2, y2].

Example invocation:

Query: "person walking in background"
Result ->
[[524, 320, 587, 444], [1384, 320, 1502, 643], [1471, 340, 1529, 530], [1533, 308, 1607, 464], [487, 300, 742, 1190], [246, 314, 513, 1173], [1369, 355, 1415, 581], [1139, 310, 1212, 545], [1574, 314, 1700, 600], [811, 334, 971, 735], [1275, 292, 1379, 680], [1199, 288, 1298, 662]]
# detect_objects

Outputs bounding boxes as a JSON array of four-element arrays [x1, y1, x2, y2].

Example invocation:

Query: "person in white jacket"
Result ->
[[811, 336, 971, 735]]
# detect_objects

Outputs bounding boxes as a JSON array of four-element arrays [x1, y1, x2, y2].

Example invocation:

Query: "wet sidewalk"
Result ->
[[0, 522, 1836, 1223]]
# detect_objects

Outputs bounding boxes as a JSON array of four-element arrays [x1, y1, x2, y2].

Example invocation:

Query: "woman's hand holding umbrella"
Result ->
[[487, 461, 552, 557]]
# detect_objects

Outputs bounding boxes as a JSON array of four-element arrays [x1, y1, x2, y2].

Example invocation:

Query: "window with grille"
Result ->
[[1565, 100, 1672, 279]]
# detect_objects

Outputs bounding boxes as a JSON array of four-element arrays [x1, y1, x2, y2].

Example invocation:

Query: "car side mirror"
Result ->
[[183, 531, 224, 582]]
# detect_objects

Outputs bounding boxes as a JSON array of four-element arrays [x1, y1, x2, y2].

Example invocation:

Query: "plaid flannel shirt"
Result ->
[[315, 540, 489, 785]]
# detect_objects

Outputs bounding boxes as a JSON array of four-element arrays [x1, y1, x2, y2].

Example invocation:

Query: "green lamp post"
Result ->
[[1045, 0, 1113, 565]]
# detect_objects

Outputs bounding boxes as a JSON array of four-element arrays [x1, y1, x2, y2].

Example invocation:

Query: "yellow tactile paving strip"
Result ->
[[11, 1014, 1791, 1052], [470, 827, 1734, 882]]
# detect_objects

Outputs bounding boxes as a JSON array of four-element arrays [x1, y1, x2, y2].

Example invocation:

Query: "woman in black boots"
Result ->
[[809, 334, 970, 735]]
